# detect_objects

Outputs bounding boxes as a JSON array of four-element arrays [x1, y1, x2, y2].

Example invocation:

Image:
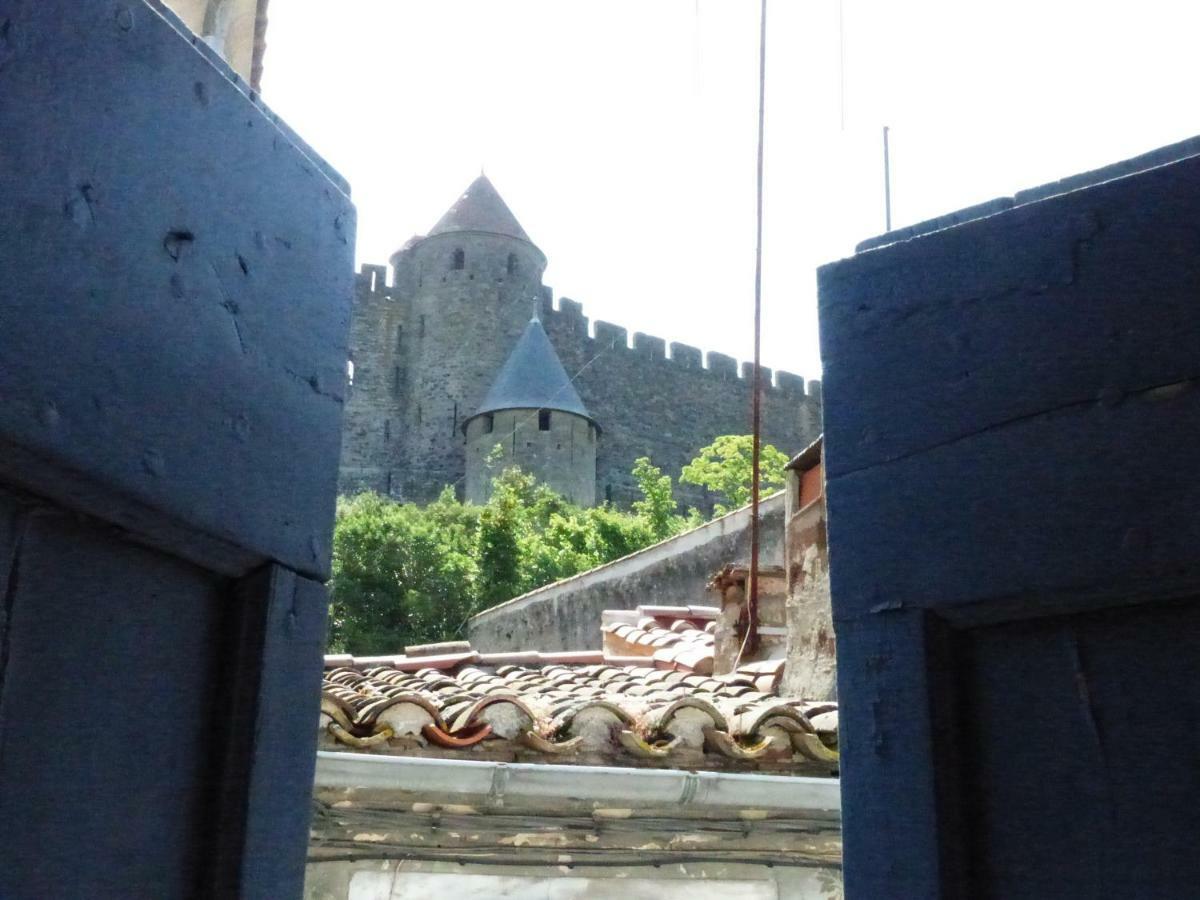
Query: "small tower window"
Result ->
[[483, 413, 494, 434], [451, 248, 465, 270], [507, 253, 518, 275], [419, 315, 426, 338], [346, 358, 355, 387], [396, 324, 403, 351], [538, 409, 551, 431], [384, 418, 391, 442]]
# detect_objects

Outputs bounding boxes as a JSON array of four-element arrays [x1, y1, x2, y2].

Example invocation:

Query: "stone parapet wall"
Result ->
[[467, 493, 785, 652]]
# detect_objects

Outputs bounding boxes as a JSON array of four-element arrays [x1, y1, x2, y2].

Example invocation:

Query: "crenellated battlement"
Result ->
[[354, 262, 821, 400], [344, 255, 822, 508], [356, 262, 390, 295], [537, 291, 819, 399], [669, 342, 702, 369], [342, 172, 823, 510]]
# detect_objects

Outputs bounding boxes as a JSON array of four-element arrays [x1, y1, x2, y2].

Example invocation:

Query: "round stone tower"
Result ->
[[463, 317, 598, 506], [388, 175, 549, 501]]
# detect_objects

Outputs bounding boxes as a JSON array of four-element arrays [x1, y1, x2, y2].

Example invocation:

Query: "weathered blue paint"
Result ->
[[819, 143, 1200, 898], [0, 2, 353, 897]]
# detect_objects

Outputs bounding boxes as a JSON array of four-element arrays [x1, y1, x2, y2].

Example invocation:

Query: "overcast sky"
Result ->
[[262, 0, 1200, 380]]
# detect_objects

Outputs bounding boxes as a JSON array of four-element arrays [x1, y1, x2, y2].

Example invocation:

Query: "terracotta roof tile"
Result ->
[[637, 605, 693, 618], [601, 605, 720, 677], [737, 658, 787, 675], [600, 653, 648, 667], [405, 640, 472, 657], [320, 655, 837, 773], [322, 601, 836, 772]]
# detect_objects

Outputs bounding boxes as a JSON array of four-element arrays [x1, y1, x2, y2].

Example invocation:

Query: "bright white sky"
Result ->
[[262, 0, 1200, 380]]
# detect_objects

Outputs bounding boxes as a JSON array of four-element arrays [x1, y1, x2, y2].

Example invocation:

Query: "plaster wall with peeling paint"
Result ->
[[781, 442, 836, 700], [305, 789, 843, 900], [307, 861, 843, 899]]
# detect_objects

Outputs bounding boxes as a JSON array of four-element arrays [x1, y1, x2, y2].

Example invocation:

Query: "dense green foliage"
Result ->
[[330, 466, 661, 653], [630, 456, 686, 540], [679, 434, 789, 514], [329, 436, 788, 653], [329, 488, 480, 655]]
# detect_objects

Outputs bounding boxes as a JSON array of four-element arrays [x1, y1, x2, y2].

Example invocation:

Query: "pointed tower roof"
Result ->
[[428, 174, 534, 244], [467, 318, 596, 429]]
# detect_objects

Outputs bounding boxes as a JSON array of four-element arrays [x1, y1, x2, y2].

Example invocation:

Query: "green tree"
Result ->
[[329, 451, 743, 654], [329, 491, 479, 654], [680, 434, 789, 514], [631, 456, 682, 540], [476, 468, 529, 607]]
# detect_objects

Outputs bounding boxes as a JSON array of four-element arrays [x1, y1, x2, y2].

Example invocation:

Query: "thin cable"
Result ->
[[737, 0, 768, 669]]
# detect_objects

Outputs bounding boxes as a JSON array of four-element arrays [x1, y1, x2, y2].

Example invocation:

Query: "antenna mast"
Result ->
[[883, 125, 893, 231]]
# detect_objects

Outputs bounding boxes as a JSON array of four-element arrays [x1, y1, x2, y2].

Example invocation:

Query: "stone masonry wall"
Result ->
[[392, 233, 548, 503], [339, 261, 823, 510], [536, 292, 823, 509], [465, 407, 597, 506], [467, 493, 785, 652], [340, 264, 405, 494]]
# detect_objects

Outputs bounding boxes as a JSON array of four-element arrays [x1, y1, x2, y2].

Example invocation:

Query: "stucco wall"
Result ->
[[781, 452, 836, 700], [467, 492, 785, 651], [306, 859, 842, 900]]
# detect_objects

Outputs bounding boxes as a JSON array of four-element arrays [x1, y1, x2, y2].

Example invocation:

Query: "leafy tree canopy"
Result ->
[[679, 434, 789, 515], [329, 435, 787, 653], [330, 467, 659, 653], [329, 488, 480, 655], [631, 456, 683, 541]]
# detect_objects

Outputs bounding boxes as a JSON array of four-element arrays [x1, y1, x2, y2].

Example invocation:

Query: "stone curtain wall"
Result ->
[[339, 264, 823, 509], [537, 292, 823, 509], [339, 265, 405, 494]]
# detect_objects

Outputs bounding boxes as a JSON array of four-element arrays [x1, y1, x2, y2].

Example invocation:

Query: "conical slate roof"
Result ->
[[467, 318, 596, 429], [428, 174, 533, 244]]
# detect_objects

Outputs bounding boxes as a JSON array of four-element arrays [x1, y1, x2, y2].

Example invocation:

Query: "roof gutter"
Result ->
[[315, 751, 840, 817]]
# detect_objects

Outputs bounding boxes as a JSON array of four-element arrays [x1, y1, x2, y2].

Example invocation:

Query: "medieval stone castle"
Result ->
[[339, 175, 823, 509]]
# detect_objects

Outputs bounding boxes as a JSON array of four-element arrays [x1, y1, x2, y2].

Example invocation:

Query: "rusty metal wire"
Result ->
[[740, 0, 769, 669]]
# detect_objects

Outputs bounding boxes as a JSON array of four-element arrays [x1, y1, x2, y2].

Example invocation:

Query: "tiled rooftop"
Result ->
[[321, 605, 838, 773]]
